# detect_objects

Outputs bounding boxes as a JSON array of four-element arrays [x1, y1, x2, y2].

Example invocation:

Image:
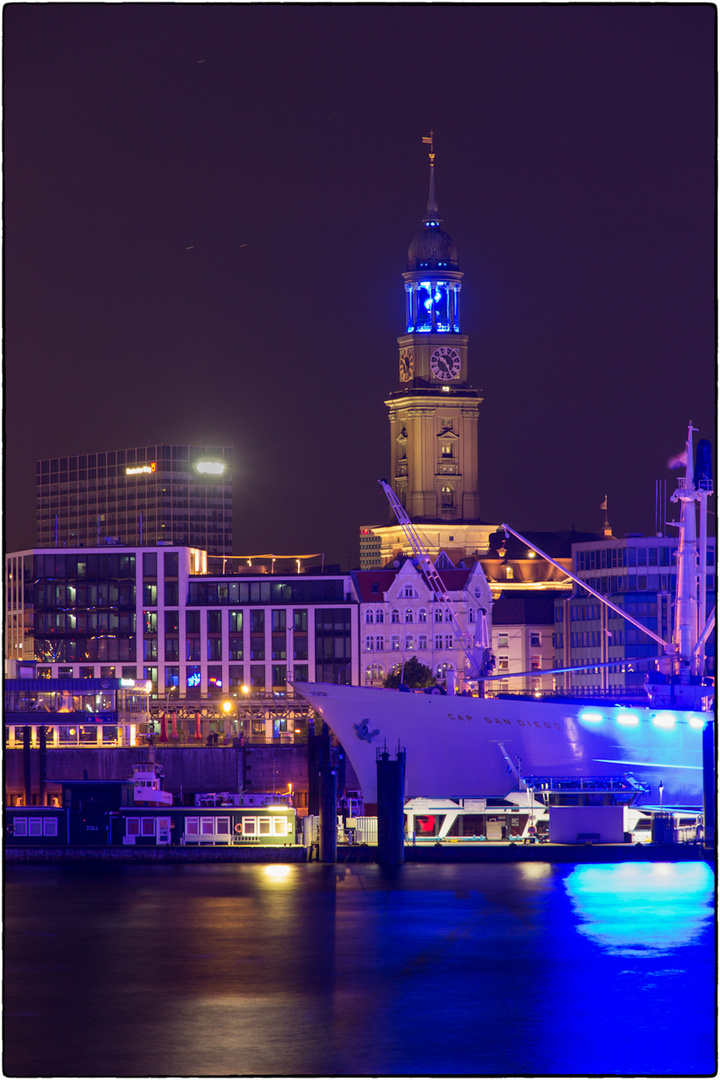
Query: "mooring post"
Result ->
[[23, 725, 32, 807], [318, 765, 337, 863], [377, 747, 406, 864], [39, 725, 47, 806]]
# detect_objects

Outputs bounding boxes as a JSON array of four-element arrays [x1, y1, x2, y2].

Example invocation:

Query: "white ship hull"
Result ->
[[297, 683, 708, 809]]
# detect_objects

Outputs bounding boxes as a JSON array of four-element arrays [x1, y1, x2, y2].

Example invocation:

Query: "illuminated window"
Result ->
[[418, 608, 427, 623], [405, 609, 413, 623], [405, 635, 414, 650]]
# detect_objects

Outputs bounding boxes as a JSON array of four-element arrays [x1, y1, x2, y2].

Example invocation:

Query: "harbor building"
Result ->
[[36, 443, 233, 556], [359, 135, 499, 566], [5, 545, 359, 701], [554, 534, 716, 698]]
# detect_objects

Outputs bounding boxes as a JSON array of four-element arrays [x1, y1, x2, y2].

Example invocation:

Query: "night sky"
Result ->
[[4, 4, 716, 568]]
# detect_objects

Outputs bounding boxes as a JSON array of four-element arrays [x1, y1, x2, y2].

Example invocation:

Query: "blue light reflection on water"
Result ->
[[3, 860, 716, 1077]]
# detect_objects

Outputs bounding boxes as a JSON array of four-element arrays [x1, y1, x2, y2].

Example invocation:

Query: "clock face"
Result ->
[[399, 347, 414, 381], [430, 346, 461, 381]]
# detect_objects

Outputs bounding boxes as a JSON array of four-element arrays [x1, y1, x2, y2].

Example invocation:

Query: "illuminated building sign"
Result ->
[[126, 463, 156, 476], [195, 461, 226, 475]]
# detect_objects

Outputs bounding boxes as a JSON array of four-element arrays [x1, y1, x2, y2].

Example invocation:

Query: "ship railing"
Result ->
[[522, 775, 649, 794]]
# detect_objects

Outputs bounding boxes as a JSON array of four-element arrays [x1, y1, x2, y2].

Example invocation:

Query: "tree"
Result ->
[[383, 655, 436, 690]]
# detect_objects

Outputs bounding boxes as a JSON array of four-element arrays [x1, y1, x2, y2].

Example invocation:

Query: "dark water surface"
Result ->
[[4, 861, 715, 1077]]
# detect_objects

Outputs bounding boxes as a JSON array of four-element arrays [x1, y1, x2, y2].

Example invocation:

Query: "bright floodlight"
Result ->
[[195, 461, 225, 475]]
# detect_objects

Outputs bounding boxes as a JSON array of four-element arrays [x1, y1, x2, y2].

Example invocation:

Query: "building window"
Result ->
[[505, 566, 514, 580], [207, 638, 222, 661], [434, 609, 443, 623], [498, 633, 509, 648], [365, 610, 374, 624], [144, 611, 158, 634], [391, 609, 400, 624], [229, 635, 243, 661], [375, 635, 384, 651], [530, 632, 541, 646], [405, 635, 414, 650], [391, 635, 400, 651], [186, 638, 201, 661], [418, 635, 427, 650], [186, 666, 201, 694], [445, 634, 453, 649], [418, 609, 427, 623], [441, 486, 454, 508], [165, 637, 179, 662], [165, 666, 180, 689], [498, 656, 509, 671], [365, 636, 374, 652], [434, 635, 443, 650], [375, 609, 384, 623], [250, 666, 265, 690], [403, 584, 416, 598], [404, 609, 413, 623]]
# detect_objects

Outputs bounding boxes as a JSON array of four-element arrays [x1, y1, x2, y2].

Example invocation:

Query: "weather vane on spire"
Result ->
[[421, 132, 439, 223], [422, 131, 435, 164]]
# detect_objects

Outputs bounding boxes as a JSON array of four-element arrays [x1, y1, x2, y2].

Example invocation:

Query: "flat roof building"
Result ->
[[36, 444, 233, 556]]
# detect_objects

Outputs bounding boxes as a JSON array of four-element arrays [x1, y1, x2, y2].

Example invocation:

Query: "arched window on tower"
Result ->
[[441, 485, 454, 508]]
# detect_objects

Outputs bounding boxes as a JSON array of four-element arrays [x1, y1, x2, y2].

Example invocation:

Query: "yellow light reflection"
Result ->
[[263, 865, 292, 882]]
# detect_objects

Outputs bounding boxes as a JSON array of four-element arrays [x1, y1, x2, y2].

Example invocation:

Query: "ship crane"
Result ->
[[501, 423, 714, 713], [379, 480, 494, 692]]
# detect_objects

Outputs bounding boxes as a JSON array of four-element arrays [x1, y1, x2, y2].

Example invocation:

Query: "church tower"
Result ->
[[386, 135, 482, 521]]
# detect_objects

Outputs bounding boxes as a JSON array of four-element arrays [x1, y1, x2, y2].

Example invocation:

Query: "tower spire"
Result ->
[[422, 132, 440, 224]]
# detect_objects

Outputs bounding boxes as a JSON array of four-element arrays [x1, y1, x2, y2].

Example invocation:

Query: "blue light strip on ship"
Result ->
[[579, 708, 706, 730]]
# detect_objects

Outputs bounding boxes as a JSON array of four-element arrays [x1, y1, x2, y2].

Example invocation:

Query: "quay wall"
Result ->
[[5, 745, 309, 801], [6, 843, 712, 865]]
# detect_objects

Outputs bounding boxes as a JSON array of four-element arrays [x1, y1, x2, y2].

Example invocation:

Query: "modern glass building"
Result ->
[[6, 546, 359, 699], [36, 444, 233, 556]]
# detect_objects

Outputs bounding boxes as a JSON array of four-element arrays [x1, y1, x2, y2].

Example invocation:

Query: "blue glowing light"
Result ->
[[580, 711, 603, 724], [187, 673, 201, 688], [652, 711, 677, 729], [689, 716, 706, 730], [616, 711, 639, 726]]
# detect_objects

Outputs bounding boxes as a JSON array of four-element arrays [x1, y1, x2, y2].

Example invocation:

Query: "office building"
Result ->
[[554, 534, 716, 697], [36, 444, 233, 556], [6, 545, 359, 698]]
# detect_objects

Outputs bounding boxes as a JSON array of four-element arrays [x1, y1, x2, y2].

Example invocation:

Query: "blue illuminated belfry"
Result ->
[[404, 144, 462, 333]]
